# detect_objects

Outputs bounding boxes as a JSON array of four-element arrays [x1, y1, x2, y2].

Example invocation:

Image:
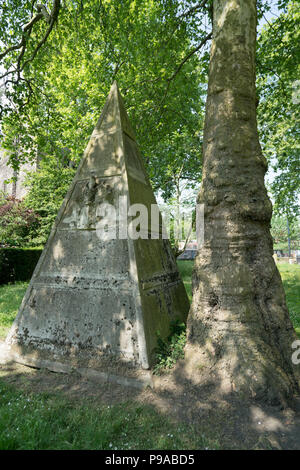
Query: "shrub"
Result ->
[[153, 320, 187, 375], [0, 192, 40, 247]]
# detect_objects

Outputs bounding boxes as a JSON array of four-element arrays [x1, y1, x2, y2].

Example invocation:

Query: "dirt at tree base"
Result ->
[[1, 361, 299, 450]]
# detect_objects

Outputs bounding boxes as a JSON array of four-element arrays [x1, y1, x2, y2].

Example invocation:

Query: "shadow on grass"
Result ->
[[0, 363, 218, 450]]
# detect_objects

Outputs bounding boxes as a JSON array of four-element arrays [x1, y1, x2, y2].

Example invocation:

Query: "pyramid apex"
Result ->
[[110, 80, 119, 92], [94, 81, 136, 143], [107, 81, 136, 141]]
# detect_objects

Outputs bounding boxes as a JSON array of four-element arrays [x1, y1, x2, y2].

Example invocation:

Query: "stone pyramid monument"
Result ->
[[2, 82, 189, 385]]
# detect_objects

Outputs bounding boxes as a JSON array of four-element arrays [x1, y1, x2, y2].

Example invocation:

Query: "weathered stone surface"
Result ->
[[0, 341, 153, 389], [5, 82, 189, 374]]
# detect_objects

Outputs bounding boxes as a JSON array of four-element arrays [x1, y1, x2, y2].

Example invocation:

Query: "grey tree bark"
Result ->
[[185, 0, 300, 406]]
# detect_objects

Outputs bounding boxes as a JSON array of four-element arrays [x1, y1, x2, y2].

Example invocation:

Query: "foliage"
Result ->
[[0, 247, 42, 285], [257, 1, 300, 216], [153, 320, 187, 375], [149, 122, 203, 198], [271, 214, 300, 248], [24, 159, 76, 245], [0, 192, 40, 247], [0, 0, 209, 198], [0, 380, 218, 450]]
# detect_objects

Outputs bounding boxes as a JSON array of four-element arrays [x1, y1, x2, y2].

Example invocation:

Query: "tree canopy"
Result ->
[[0, 1, 210, 187], [257, 0, 300, 217], [0, 0, 298, 232]]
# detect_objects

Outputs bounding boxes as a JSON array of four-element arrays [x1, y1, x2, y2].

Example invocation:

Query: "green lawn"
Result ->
[[0, 379, 218, 450], [0, 282, 27, 340], [177, 260, 194, 301]]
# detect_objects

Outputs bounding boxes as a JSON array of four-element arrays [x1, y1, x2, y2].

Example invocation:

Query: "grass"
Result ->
[[153, 320, 186, 375], [0, 281, 27, 340], [177, 260, 193, 301], [0, 380, 217, 450]]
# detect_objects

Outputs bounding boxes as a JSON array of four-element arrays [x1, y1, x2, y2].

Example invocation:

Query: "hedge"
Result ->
[[0, 248, 43, 285]]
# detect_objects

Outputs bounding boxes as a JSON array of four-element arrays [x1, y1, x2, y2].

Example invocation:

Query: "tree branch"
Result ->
[[179, 0, 210, 19], [162, 0, 210, 49], [0, 0, 60, 74], [145, 31, 212, 138], [112, 60, 126, 82], [168, 32, 212, 83], [157, 31, 212, 112], [20, 0, 61, 72]]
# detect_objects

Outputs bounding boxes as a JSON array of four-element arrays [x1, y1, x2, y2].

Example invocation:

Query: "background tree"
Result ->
[[23, 158, 75, 245], [0, 0, 210, 243], [271, 214, 300, 252], [257, 0, 300, 216]]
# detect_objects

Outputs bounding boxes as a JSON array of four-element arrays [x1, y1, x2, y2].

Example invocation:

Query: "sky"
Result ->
[[258, 0, 282, 31]]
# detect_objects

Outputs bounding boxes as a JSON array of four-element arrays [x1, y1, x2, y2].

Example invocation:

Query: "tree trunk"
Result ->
[[185, 0, 300, 406]]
